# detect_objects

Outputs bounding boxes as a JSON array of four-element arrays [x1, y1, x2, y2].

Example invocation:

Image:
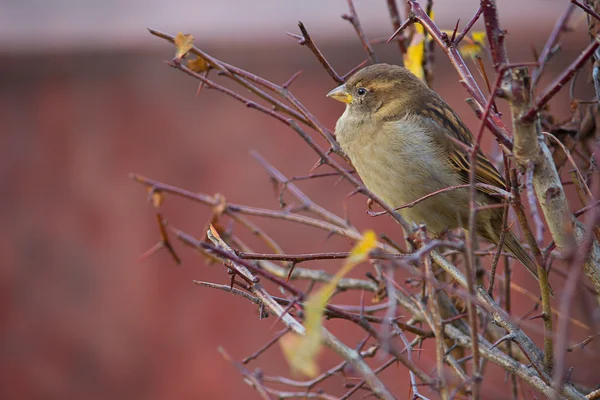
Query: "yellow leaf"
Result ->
[[406, 9, 434, 80], [174, 32, 194, 59], [188, 55, 209, 73], [471, 31, 486, 44], [280, 231, 376, 377], [458, 31, 486, 59], [405, 38, 425, 80], [439, 29, 486, 59], [280, 329, 319, 377], [347, 230, 377, 263]]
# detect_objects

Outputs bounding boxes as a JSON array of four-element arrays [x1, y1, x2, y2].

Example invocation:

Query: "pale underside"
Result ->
[[336, 110, 494, 236]]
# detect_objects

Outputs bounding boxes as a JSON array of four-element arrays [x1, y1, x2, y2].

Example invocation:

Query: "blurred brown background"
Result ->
[[1, 1, 598, 399]]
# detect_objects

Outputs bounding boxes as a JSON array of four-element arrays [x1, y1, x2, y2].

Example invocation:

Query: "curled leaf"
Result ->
[[174, 32, 194, 59], [147, 187, 165, 208]]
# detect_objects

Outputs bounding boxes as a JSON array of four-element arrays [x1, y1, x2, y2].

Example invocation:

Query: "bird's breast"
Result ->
[[336, 113, 468, 233]]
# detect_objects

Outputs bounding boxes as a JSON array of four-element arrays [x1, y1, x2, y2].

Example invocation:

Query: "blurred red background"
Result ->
[[1, 1, 599, 399]]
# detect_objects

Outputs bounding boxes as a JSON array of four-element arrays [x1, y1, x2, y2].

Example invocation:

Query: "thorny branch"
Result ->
[[138, 1, 600, 399]]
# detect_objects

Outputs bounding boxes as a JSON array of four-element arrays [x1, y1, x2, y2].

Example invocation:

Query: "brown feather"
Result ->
[[332, 63, 543, 286]]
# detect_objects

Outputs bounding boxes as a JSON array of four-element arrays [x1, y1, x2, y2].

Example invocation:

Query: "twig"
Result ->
[[423, 254, 448, 399], [509, 169, 554, 372], [552, 206, 600, 399], [252, 151, 352, 229], [368, 183, 512, 217], [398, 332, 432, 400], [219, 347, 274, 400], [207, 226, 396, 400], [480, 0, 509, 68], [292, 23, 344, 84], [571, 0, 600, 22], [385, 0, 407, 55], [523, 37, 600, 122], [488, 200, 509, 296], [342, 0, 379, 64], [532, 3, 576, 86], [243, 328, 290, 364], [526, 162, 545, 245], [454, 6, 483, 45]]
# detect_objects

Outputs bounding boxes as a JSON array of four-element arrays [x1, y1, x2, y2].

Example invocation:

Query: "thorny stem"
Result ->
[[141, 3, 600, 396], [523, 37, 600, 122], [453, 6, 483, 46]]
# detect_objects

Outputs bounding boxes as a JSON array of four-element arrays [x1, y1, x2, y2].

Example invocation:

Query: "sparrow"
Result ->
[[327, 63, 539, 280]]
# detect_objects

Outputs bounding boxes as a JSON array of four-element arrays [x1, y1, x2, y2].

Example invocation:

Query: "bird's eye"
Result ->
[[357, 87, 367, 96]]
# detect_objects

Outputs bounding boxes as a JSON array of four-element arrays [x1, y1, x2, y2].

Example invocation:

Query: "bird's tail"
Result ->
[[503, 230, 538, 280], [503, 231, 553, 296]]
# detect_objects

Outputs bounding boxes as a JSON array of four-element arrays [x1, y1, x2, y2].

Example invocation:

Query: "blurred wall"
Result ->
[[1, 1, 598, 399]]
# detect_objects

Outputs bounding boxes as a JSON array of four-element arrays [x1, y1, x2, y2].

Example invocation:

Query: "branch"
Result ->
[[206, 227, 396, 400], [342, 0, 379, 63], [523, 37, 600, 122], [532, 3, 576, 86], [292, 23, 344, 84]]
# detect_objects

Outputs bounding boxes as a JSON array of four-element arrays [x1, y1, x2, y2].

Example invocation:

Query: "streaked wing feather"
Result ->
[[419, 97, 507, 196]]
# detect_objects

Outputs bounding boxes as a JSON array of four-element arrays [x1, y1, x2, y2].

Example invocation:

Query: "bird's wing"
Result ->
[[419, 97, 507, 197]]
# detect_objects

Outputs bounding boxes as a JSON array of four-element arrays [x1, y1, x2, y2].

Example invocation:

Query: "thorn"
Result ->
[[282, 70, 303, 88], [490, 333, 515, 349], [346, 188, 362, 199], [309, 157, 327, 172], [340, 199, 352, 226], [529, 312, 548, 321], [451, 18, 460, 43], [271, 298, 298, 328], [137, 242, 164, 264], [196, 70, 210, 97], [387, 17, 414, 43], [333, 175, 346, 187], [286, 263, 297, 282], [323, 230, 336, 244], [156, 213, 181, 265], [341, 59, 368, 81], [444, 342, 459, 357]]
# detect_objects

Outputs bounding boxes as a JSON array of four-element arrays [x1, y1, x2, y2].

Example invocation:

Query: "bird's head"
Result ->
[[326, 63, 429, 118]]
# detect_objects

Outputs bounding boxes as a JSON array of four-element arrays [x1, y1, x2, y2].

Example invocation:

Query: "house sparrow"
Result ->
[[327, 63, 538, 280]]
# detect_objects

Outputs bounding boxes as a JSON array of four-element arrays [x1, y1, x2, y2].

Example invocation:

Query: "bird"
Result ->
[[326, 63, 539, 281]]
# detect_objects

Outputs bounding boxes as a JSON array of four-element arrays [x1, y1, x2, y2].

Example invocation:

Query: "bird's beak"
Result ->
[[326, 85, 353, 104]]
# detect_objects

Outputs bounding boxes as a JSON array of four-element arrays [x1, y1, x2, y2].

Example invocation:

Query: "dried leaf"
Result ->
[[174, 32, 194, 59], [280, 231, 376, 377], [147, 188, 165, 208], [188, 55, 210, 73]]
